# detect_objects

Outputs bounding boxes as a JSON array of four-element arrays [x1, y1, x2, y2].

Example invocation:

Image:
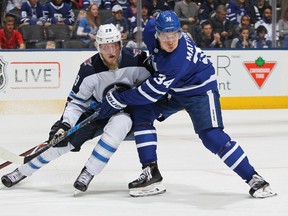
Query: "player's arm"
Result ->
[[95, 65, 180, 120], [47, 65, 96, 147], [118, 53, 183, 105], [62, 65, 96, 127]]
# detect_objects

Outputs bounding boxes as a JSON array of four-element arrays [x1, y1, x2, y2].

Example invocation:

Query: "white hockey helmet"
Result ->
[[96, 24, 122, 51]]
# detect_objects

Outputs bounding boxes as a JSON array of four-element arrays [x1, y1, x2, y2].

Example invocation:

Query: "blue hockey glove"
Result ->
[[96, 91, 127, 120], [48, 121, 71, 147]]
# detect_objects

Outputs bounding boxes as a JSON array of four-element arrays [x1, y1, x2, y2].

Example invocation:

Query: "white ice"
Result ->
[[0, 109, 288, 216]]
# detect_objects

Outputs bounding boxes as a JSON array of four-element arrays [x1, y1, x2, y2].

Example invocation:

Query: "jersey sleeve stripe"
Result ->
[[69, 91, 90, 103], [134, 129, 157, 136], [171, 74, 217, 92], [136, 141, 157, 148], [146, 79, 167, 95], [138, 86, 158, 102]]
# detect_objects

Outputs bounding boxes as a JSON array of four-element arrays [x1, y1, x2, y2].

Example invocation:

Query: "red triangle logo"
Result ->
[[243, 61, 276, 88]]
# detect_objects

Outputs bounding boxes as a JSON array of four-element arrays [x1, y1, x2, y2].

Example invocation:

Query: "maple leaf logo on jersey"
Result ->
[[243, 57, 276, 89], [0, 57, 8, 91]]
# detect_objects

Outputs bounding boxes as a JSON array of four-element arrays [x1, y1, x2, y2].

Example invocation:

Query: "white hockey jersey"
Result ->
[[62, 48, 150, 127]]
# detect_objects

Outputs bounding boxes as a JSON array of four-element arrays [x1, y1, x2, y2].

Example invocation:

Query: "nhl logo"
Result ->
[[0, 57, 8, 91]]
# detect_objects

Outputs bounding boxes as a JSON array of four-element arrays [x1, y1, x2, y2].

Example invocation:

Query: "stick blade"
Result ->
[[0, 147, 24, 164]]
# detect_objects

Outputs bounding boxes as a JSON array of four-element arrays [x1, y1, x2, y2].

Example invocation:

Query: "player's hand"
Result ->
[[48, 121, 71, 147], [96, 91, 127, 120]]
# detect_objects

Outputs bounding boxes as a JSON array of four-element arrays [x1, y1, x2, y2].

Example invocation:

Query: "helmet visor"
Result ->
[[156, 31, 182, 42]]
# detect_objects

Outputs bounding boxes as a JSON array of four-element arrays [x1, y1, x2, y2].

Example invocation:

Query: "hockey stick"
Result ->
[[0, 143, 48, 170], [0, 111, 100, 165], [0, 146, 37, 169]]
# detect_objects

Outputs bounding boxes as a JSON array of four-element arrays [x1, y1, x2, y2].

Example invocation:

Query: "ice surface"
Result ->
[[0, 109, 287, 216]]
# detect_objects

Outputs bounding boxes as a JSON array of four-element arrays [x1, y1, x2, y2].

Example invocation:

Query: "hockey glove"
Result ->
[[48, 121, 71, 147], [96, 91, 127, 120]]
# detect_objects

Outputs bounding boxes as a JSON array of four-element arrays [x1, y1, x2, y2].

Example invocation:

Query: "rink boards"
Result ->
[[0, 49, 287, 114]]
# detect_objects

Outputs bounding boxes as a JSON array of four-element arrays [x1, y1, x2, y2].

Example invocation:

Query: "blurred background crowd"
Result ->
[[0, 0, 287, 49]]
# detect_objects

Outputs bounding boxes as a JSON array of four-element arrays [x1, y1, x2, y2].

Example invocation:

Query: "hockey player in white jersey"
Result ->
[[94, 11, 277, 198], [1, 24, 152, 193]]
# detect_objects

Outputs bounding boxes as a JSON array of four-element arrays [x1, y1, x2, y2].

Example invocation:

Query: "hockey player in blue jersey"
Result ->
[[1, 24, 151, 193], [95, 10, 277, 198]]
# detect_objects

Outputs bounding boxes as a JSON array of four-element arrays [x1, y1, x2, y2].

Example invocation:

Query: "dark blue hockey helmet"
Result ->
[[155, 10, 181, 33]]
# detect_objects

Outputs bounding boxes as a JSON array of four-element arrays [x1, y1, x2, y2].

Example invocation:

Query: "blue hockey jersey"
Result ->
[[226, 2, 251, 25], [43, 1, 75, 25], [116, 21, 218, 106], [20, 1, 45, 25]]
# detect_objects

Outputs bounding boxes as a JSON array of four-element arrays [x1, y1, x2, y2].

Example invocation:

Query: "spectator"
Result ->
[[69, 0, 84, 9], [43, 0, 75, 29], [254, 6, 279, 42], [174, 0, 199, 25], [195, 20, 223, 48], [5, 0, 25, 21], [110, 0, 129, 11], [19, 0, 46, 27], [251, 25, 272, 48], [140, 3, 150, 27], [105, 4, 129, 40], [198, 0, 221, 24], [0, 15, 25, 49], [181, 21, 193, 40], [234, 15, 256, 40], [129, 3, 151, 36], [278, 8, 288, 48], [77, 3, 100, 48], [125, 0, 137, 23], [208, 4, 235, 47], [165, 0, 176, 11], [82, 0, 111, 10], [249, 0, 271, 24], [144, 0, 170, 17], [226, 0, 251, 25], [125, 26, 146, 48], [231, 25, 251, 48]]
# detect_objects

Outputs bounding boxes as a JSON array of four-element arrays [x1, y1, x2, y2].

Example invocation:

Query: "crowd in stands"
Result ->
[[0, 0, 288, 49]]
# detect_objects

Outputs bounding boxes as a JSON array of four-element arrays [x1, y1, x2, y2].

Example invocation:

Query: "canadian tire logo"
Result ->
[[243, 57, 276, 88], [0, 57, 8, 91]]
